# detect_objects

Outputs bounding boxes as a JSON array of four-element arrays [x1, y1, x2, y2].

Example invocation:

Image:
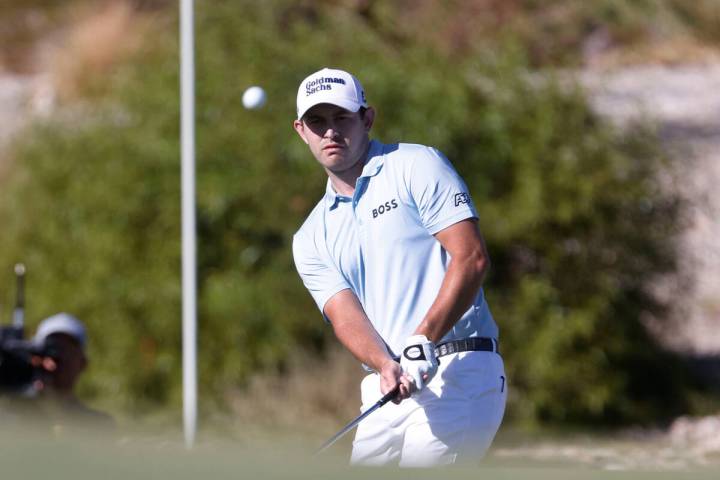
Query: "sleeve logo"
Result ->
[[454, 192, 470, 206]]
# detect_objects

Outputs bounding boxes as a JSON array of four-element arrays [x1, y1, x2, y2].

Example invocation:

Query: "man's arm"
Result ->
[[413, 218, 490, 343], [324, 289, 413, 400]]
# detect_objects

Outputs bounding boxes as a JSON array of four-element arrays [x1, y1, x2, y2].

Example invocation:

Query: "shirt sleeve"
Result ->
[[292, 230, 350, 320], [408, 146, 478, 235]]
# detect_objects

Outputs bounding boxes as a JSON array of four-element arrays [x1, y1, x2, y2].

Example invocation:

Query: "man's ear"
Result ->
[[363, 107, 376, 132], [293, 119, 309, 145]]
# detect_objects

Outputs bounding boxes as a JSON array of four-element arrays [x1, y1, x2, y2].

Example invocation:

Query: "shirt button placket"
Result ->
[[353, 178, 365, 225]]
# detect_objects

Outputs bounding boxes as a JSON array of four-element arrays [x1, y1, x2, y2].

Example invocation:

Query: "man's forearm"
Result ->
[[325, 289, 413, 400], [414, 220, 490, 343], [325, 289, 395, 372], [414, 252, 487, 343]]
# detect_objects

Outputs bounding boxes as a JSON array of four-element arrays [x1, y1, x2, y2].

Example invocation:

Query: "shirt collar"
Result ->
[[325, 140, 385, 210], [360, 140, 385, 178], [325, 180, 351, 210]]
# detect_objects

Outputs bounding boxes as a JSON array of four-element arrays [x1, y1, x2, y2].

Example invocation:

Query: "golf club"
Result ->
[[315, 385, 399, 455]]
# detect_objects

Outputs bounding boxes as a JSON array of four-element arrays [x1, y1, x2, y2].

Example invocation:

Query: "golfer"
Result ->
[[292, 68, 506, 467]]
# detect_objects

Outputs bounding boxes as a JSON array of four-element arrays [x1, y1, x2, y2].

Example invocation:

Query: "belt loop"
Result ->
[[492, 338, 498, 353]]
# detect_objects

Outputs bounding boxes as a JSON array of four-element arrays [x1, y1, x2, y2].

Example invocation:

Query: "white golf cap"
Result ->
[[296, 67, 368, 120], [34, 312, 87, 349]]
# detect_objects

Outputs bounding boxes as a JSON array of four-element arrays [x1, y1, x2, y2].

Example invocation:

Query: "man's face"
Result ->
[[43, 333, 87, 392], [293, 103, 375, 175]]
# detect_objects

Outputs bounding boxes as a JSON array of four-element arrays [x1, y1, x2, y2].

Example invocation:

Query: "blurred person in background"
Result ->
[[2, 313, 113, 433]]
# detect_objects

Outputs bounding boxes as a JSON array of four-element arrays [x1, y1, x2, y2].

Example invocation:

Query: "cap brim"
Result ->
[[297, 98, 363, 120]]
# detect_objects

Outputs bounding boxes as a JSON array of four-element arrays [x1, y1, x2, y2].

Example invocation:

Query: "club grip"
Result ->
[[377, 385, 401, 406]]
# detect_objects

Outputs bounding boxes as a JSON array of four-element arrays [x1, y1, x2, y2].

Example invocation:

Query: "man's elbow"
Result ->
[[470, 248, 490, 283]]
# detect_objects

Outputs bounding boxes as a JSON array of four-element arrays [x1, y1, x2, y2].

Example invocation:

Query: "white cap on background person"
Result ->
[[33, 312, 87, 349], [296, 67, 368, 120]]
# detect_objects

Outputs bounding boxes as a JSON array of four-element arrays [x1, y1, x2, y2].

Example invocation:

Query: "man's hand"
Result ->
[[378, 358, 413, 404], [29, 354, 58, 392], [400, 334, 439, 394]]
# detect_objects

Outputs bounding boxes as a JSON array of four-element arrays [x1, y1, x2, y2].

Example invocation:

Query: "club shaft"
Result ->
[[316, 386, 399, 455]]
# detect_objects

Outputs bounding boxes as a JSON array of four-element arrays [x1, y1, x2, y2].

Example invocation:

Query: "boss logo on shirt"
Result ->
[[372, 199, 398, 218], [454, 192, 470, 206]]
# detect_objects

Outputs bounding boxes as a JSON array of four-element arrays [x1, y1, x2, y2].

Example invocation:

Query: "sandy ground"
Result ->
[[491, 415, 720, 471]]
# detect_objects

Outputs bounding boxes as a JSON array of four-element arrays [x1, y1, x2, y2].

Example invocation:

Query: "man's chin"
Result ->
[[323, 156, 349, 171], [322, 151, 365, 176]]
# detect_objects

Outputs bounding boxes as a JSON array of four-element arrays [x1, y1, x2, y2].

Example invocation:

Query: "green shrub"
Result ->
[[0, 0, 693, 424]]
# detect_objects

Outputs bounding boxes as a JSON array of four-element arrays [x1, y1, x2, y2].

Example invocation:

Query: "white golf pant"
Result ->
[[350, 350, 506, 467]]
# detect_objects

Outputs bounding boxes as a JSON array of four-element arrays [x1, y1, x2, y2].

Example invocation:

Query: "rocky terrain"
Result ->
[[0, 73, 52, 153], [581, 64, 720, 356]]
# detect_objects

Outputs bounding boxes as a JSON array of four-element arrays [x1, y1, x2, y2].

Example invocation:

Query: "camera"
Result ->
[[0, 263, 49, 394], [0, 325, 43, 393]]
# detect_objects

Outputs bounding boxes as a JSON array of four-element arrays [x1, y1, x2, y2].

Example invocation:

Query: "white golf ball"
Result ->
[[242, 85, 266, 110]]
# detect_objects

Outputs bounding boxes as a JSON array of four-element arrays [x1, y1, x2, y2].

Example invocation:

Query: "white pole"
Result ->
[[180, 0, 197, 449]]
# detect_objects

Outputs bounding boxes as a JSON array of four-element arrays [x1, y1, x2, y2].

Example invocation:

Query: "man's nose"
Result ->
[[323, 125, 340, 139]]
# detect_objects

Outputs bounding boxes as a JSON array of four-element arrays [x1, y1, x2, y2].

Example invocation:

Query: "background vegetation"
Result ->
[[1, 0, 718, 428]]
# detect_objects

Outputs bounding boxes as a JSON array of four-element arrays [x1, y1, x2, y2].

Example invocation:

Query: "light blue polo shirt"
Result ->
[[292, 140, 498, 356]]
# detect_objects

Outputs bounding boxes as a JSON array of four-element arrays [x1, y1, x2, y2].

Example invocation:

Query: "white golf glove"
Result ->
[[401, 334, 439, 393]]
